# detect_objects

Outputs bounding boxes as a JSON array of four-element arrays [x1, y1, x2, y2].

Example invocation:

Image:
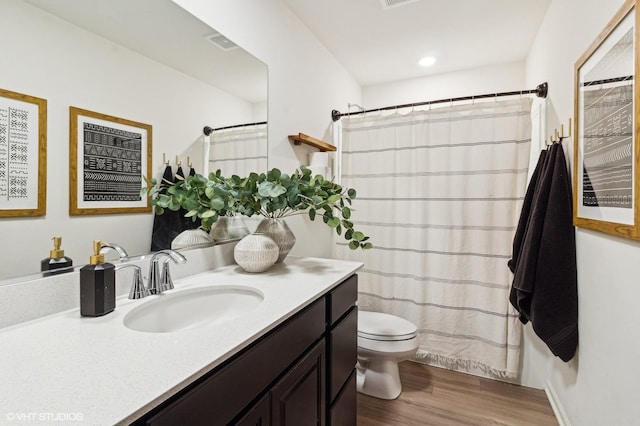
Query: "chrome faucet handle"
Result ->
[[147, 261, 162, 295], [148, 250, 187, 295], [159, 260, 175, 292], [116, 264, 149, 300], [100, 242, 129, 261]]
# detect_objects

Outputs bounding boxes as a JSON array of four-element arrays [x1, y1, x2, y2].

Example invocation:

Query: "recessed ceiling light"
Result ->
[[419, 56, 436, 67]]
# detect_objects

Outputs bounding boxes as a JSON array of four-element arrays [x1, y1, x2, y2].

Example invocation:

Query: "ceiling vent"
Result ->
[[379, 0, 420, 9], [204, 32, 239, 51]]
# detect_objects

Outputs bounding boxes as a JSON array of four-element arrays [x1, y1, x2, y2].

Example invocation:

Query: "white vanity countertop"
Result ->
[[0, 256, 362, 425]]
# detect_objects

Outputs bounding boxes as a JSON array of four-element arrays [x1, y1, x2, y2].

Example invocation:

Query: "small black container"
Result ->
[[80, 240, 115, 317]]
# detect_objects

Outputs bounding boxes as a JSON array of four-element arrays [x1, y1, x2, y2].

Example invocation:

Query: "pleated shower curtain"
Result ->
[[335, 98, 532, 378], [210, 124, 268, 176]]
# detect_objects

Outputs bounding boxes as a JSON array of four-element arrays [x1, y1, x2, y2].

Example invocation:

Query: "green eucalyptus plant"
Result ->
[[143, 166, 372, 250]]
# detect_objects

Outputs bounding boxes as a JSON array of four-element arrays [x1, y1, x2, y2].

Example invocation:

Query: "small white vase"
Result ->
[[171, 229, 215, 250], [255, 218, 296, 263], [209, 216, 250, 241], [234, 233, 279, 273]]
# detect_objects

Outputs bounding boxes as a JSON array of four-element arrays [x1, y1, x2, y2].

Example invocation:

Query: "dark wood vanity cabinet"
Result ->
[[134, 274, 358, 426]]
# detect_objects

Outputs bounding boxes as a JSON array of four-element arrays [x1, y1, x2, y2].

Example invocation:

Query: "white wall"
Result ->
[[526, 0, 640, 424], [362, 61, 526, 108], [173, 0, 362, 260], [0, 0, 254, 278]]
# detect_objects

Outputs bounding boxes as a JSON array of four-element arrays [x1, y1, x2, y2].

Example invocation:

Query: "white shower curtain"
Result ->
[[335, 98, 532, 378], [210, 124, 268, 176]]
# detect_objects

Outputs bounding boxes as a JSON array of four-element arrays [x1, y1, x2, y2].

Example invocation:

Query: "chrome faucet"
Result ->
[[115, 264, 149, 300], [148, 250, 187, 295], [100, 242, 129, 261]]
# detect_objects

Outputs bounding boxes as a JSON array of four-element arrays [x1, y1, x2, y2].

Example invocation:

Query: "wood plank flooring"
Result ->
[[357, 361, 558, 426]]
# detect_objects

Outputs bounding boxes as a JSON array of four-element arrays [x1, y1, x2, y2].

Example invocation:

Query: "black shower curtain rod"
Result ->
[[202, 121, 267, 136], [331, 82, 548, 122]]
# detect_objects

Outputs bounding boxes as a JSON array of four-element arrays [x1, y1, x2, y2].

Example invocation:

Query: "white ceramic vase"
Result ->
[[209, 216, 250, 241], [234, 233, 279, 273], [171, 229, 215, 250], [255, 218, 296, 263]]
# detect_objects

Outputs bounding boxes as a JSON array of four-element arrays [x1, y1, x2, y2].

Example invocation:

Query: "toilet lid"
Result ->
[[358, 310, 417, 341]]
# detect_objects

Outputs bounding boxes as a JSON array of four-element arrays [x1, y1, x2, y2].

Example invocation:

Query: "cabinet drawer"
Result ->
[[329, 306, 357, 402], [328, 274, 357, 325], [146, 298, 326, 426]]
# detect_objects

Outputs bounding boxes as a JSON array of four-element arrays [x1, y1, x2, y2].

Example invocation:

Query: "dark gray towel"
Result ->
[[509, 144, 578, 362]]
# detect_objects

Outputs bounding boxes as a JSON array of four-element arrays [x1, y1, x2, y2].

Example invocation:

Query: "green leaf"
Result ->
[[309, 208, 316, 221], [210, 197, 225, 211], [267, 168, 281, 181], [342, 220, 354, 229], [363, 242, 373, 249], [327, 194, 341, 204], [349, 240, 359, 250], [327, 217, 340, 228], [345, 229, 353, 240], [258, 181, 287, 198], [185, 209, 199, 217], [352, 231, 364, 241], [205, 186, 215, 199], [347, 188, 356, 198], [154, 205, 165, 215], [201, 209, 217, 218], [342, 206, 351, 219]]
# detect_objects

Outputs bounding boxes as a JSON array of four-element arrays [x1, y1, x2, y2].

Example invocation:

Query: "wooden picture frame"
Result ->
[[573, 0, 639, 239], [0, 88, 47, 217], [69, 107, 152, 215]]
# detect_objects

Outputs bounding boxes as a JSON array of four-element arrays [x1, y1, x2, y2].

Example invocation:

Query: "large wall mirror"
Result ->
[[0, 0, 267, 281]]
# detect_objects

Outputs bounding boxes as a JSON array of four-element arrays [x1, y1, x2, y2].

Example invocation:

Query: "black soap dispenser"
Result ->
[[80, 240, 116, 317], [41, 236, 73, 275]]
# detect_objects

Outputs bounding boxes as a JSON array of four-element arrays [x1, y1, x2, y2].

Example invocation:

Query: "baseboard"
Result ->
[[544, 380, 571, 426]]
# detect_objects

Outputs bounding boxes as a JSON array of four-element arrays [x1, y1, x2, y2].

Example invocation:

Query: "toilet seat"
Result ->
[[358, 311, 417, 341]]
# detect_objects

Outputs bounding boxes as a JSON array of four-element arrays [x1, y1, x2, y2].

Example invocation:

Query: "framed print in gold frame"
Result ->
[[69, 107, 152, 215], [0, 88, 47, 217], [574, 0, 640, 239]]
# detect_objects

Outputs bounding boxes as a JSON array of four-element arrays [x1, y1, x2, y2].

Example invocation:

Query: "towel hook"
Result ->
[[162, 153, 170, 165], [175, 155, 181, 166]]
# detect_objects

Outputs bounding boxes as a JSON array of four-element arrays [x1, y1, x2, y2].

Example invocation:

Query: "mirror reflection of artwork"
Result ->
[[70, 107, 152, 215], [0, 88, 46, 216], [581, 28, 634, 209], [83, 122, 143, 202]]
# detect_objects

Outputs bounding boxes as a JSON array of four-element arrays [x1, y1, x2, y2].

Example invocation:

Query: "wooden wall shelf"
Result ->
[[288, 133, 336, 152]]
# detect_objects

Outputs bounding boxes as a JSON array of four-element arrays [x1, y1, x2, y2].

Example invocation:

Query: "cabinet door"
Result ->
[[271, 340, 325, 426], [329, 307, 357, 402], [329, 371, 356, 426], [236, 393, 270, 426]]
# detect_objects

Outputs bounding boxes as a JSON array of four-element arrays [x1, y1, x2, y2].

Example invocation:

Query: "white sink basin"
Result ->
[[123, 286, 264, 333]]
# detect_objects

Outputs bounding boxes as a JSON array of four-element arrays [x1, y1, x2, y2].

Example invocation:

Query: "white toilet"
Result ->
[[356, 310, 419, 400]]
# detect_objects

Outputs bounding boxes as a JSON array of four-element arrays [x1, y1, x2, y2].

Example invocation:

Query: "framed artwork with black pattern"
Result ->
[[69, 107, 152, 215], [0, 88, 47, 217]]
